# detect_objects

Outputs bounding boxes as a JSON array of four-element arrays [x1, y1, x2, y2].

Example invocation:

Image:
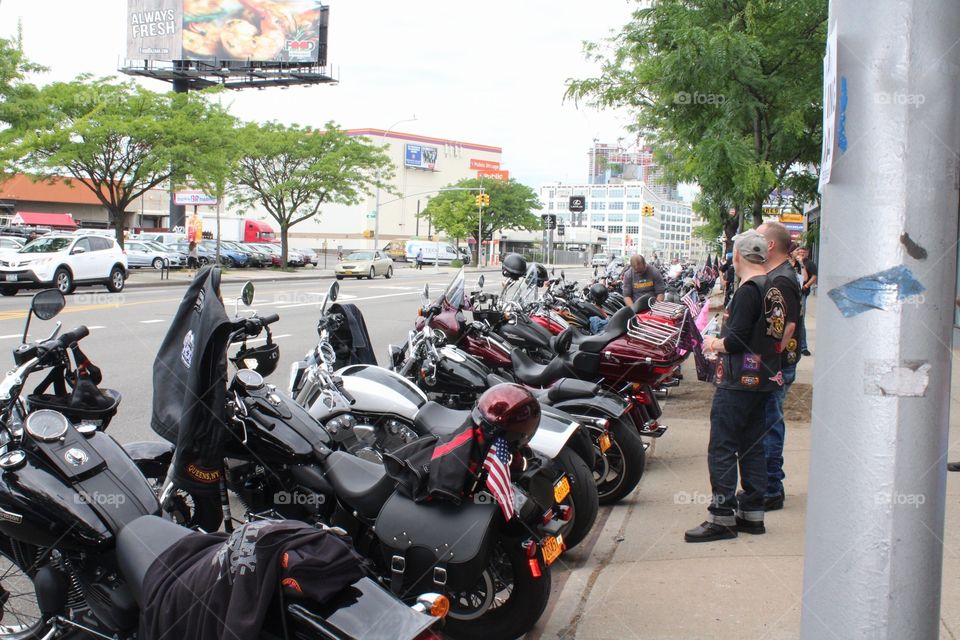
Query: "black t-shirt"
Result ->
[[802, 258, 818, 294], [721, 281, 762, 354]]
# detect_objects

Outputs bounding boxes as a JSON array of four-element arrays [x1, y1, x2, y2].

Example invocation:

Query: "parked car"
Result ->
[[132, 232, 185, 247], [235, 242, 270, 268], [591, 253, 610, 267], [265, 243, 304, 267], [144, 240, 187, 266], [170, 241, 217, 266], [0, 236, 25, 253], [221, 241, 264, 268], [0, 234, 127, 295], [298, 247, 319, 266], [124, 239, 183, 269], [200, 240, 249, 268], [334, 250, 393, 280]]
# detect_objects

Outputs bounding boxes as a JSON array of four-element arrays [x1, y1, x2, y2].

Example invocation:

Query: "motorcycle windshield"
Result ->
[[440, 268, 465, 309], [501, 265, 539, 307]]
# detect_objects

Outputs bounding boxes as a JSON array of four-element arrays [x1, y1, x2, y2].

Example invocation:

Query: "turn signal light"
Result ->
[[417, 307, 424, 317], [430, 595, 450, 618], [528, 558, 542, 578]]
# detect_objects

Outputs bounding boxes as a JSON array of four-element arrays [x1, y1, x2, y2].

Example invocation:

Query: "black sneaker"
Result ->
[[949, 462, 960, 472], [684, 521, 737, 543], [801, 349, 812, 356], [736, 517, 766, 535], [764, 492, 785, 511]]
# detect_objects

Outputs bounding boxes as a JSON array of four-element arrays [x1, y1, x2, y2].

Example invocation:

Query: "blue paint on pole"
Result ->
[[827, 265, 925, 317], [838, 76, 848, 153]]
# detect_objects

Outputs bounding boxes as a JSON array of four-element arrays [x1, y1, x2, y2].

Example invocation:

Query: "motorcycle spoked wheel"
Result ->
[[0, 541, 51, 640], [443, 539, 551, 640], [588, 416, 646, 505], [137, 462, 223, 532], [553, 447, 598, 550]]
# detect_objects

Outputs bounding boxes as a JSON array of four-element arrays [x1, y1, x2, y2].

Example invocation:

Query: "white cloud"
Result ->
[[1, 0, 636, 188]]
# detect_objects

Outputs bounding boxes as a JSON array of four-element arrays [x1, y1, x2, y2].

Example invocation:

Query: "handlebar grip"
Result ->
[[58, 326, 89, 347], [260, 314, 280, 326]]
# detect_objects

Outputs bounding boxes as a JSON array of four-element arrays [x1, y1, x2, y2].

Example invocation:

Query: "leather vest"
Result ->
[[768, 260, 802, 369], [714, 275, 786, 392]]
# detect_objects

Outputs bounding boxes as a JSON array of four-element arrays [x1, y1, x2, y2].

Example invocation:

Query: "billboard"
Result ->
[[127, 0, 329, 64], [470, 159, 500, 171], [174, 190, 218, 206], [477, 169, 509, 181], [405, 144, 438, 171]]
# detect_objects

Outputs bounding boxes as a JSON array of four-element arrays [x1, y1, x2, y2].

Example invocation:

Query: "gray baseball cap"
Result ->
[[733, 229, 768, 264]]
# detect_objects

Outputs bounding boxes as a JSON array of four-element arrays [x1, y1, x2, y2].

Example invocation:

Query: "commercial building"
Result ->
[[286, 129, 503, 251], [587, 141, 681, 201], [535, 181, 700, 262]]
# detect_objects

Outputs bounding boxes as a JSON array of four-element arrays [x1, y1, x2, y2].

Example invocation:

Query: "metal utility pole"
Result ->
[[801, 3, 960, 639]]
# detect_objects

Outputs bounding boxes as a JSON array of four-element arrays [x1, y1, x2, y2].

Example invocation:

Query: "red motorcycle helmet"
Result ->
[[472, 383, 541, 445]]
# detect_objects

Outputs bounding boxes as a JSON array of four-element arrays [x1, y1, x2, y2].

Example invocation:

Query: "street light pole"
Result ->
[[373, 115, 416, 251]]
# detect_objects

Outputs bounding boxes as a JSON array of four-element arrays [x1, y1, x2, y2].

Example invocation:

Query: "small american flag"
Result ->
[[681, 289, 701, 317], [483, 437, 516, 521]]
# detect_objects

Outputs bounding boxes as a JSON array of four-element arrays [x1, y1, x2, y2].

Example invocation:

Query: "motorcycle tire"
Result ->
[[595, 416, 646, 505], [136, 461, 223, 532], [554, 447, 599, 550], [444, 538, 551, 640], [0, 539, 53, 640]]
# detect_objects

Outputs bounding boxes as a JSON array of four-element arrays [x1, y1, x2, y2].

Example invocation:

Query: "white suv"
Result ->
[[0, 235, 128, 296]]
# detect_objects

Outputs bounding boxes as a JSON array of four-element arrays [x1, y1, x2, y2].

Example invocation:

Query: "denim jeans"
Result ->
[[797, 296, 809, 351], [707, 387, 771, 525], [589, 316, 609, 334], [762, 365, 796, 497]]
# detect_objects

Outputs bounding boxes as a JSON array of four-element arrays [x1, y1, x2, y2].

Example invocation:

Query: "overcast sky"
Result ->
[[0, 0, 646, 190]]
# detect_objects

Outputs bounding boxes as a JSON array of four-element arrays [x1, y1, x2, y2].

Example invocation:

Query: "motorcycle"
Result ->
[[287, 283, 598, 550], [132, 276, 559, 640], [0, 289, 445, 640]]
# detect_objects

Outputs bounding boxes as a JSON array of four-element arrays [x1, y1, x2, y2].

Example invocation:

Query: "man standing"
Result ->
[[685, 230, 785, 542], [796, 247, 817, 356], [757, 222, 802, 511], [415, 248, 423, 270], [622, 254, 666, 306], [721, 253, 735, 307]]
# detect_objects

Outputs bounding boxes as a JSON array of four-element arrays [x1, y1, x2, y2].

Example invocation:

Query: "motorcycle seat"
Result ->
[[510, 350, 570, 387], [325, 451, 397, 520], [571, 305, 636, 353], [414, 401, 473, 437], [542, 378, 601, 403], [117, 515, 195, 607]]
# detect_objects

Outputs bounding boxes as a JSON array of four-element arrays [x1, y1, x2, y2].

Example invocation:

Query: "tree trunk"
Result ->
[[280, 226, 288, 269], [751, 197, 765, 228], [110, 208, 125, 248]]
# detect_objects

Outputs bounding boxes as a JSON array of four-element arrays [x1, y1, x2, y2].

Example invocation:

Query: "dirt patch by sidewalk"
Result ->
[[662, 376, 813, 424]]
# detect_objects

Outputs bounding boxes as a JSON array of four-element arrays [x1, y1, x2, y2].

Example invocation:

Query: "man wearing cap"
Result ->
[[623, 255, 665, 306], [685, 229, 786, 542], [756, 222, 802, 511]]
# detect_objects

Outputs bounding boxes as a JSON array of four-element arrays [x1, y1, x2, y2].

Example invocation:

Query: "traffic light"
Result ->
[[641, 204, 655, 217], [475, 194, 483, 206], [483, 193, 490, 206]]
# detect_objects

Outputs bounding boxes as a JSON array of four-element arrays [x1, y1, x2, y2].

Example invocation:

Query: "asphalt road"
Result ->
[[0, 266, 595, 444]]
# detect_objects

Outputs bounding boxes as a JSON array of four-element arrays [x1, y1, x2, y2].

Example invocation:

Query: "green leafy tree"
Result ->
[[567, 0, 826, 231], [0, 34, 45, 176], [421, 178, 543, 265], [230, 122, 392, 267], [2, 77, 237, 246]]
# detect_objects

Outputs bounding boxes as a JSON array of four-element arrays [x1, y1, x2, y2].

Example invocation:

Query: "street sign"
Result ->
[[569, 196, 586, 212], [477, 169, 509, 181], [557, 224, 565, 237], [780, 213, 804, 223], [542, 214, 557, 230], [366, 212, 376, 219]]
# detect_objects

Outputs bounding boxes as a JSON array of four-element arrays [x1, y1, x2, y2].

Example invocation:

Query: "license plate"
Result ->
[[342, 271, 352, 275], [5, 274, 16, 282], [541, 535, 564, 566], [553, 476, 570, 503], [598, 432, 612, 453]]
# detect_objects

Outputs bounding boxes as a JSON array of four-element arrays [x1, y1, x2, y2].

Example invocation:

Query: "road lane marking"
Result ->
[[0, 334, 22, 340], [139, 319, 165, 324], [245, 333, 291, 343]]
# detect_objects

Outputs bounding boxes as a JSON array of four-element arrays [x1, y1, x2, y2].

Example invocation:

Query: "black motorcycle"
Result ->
[[0, 290, 444, 640], [130, 278, 560, 640]]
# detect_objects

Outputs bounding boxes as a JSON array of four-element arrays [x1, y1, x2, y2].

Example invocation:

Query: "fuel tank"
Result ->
[[335, 364, 428, 422]]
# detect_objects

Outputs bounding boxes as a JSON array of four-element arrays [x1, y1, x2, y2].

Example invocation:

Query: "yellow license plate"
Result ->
[[541, 535, 564, 566], [342, 271, 352, 275], [598, 433, 612, 453], [553, 476, 570, 503]]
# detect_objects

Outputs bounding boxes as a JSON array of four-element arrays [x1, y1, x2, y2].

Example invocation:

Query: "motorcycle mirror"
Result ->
[[561, 270, 565, 280], [241, 281, 255, 306], [422, 284, 430, 305], [31, 289, 65, 321], [320, 281, 339, 317]]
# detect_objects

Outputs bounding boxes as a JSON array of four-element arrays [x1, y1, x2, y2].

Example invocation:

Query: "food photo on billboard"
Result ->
[[127, 0, 329, 64]]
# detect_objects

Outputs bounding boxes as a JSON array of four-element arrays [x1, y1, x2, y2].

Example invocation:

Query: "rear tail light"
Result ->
[[415, 631, 443, 640], [528, 558, 542, 578], [542, 509, 555, 525], [558, 504, 573, 521], [523, 540, 537, 558]]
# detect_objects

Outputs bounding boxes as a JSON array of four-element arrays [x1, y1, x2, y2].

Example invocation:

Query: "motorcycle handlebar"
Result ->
[[260, 314, 280, 326], [57, 326, 89, 348]]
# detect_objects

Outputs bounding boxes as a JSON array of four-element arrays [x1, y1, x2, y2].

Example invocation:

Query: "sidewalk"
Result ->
[[534, 294, 960, 638]]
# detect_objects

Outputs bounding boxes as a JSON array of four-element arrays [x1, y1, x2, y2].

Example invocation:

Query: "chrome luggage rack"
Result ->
[[627, 313, 685, 348], [648, 300, 687, 320]]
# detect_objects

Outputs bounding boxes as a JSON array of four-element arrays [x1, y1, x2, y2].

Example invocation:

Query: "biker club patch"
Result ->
[[740, 375, 760, 387], [742, 353, 761, 372], [715, 361, 724, 384], [765, 287, 786, 341]]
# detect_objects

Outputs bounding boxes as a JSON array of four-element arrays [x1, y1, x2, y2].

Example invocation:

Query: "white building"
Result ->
[[534, 182, 697, 261]]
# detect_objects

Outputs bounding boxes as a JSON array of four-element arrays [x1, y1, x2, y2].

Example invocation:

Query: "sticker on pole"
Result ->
[[827, 265, 926, 318]]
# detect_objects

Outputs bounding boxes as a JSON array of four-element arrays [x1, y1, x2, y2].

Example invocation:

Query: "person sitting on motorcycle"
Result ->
[[622, 255, 665, 307]]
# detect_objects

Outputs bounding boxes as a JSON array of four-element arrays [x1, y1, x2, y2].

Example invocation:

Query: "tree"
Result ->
[[567, 0, 826, 229], [0, 33, 45, 176], [420, 178, 543, 265], [2, 77, 237, 246], [230, 122, 392, 267]]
